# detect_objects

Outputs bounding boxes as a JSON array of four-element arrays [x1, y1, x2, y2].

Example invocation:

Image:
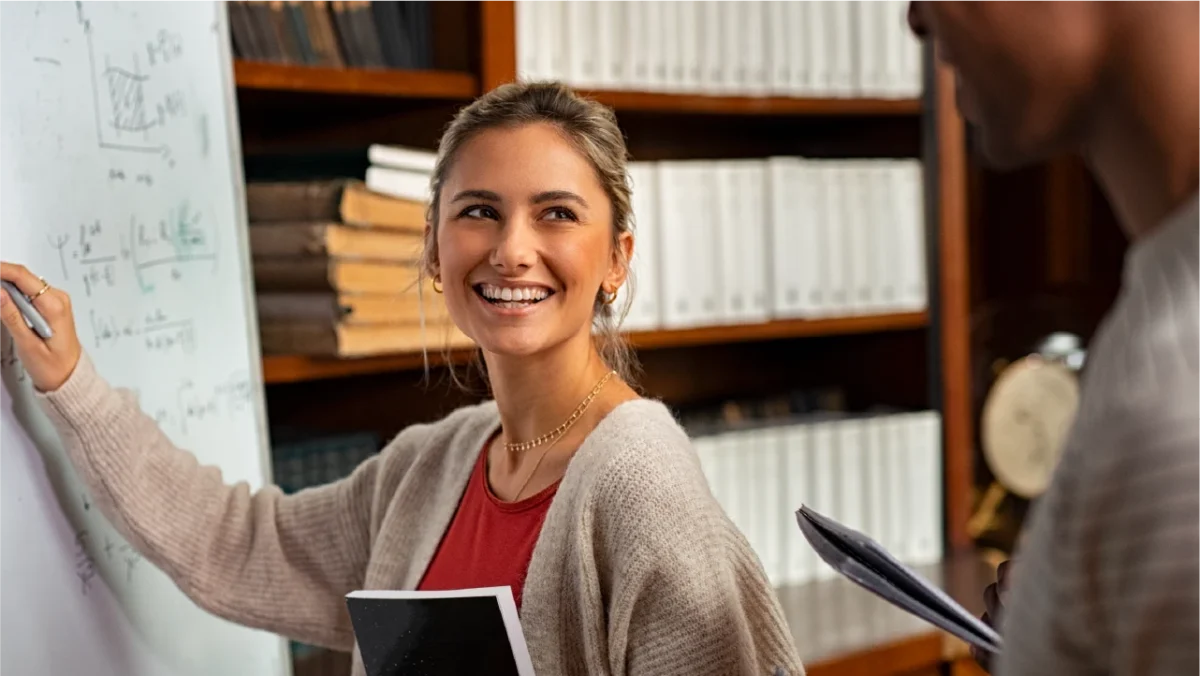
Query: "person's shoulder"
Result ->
[[573, 397, 718, 521], [1084, 390, 1198, 479], [577, 397, 697, 478], [1050, 331, 1197, 527]]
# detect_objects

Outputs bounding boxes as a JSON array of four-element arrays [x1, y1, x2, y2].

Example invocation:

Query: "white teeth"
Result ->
[[480, 283, 550, 303]]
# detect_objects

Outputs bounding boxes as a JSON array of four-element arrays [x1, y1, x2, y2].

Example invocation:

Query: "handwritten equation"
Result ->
[[88, 306, 196, 355], [74, 527, 144, 596], [108, 167, 156, 187], [135, 371, 254, 438], [145, 30, 184, 67], [47, 202, 219, 297]]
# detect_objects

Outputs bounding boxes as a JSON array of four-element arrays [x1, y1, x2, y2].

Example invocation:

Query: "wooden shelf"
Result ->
[[628, 312, 928, 350], [261, 312, 928, 385], [581, 89, 922, 117], [233, 61, 479, 100], [808, 633, 944, 676]]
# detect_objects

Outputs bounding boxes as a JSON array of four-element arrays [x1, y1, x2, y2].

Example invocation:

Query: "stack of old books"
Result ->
[[247, 177, 471, 358]]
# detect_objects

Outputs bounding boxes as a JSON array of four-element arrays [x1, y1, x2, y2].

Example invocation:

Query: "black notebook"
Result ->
[[795, 504, 1003, 655], [345, 587, 535, 676]]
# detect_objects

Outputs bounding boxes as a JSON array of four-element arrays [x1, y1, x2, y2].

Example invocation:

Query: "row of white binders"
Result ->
[[617, 158, 926, 332], [693, 410, 943, 588], [516, 1, 923, 99]]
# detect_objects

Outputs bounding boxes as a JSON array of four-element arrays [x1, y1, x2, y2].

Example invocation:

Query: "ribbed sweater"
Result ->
[[36, 363, 806, 676], [997, 193, 1199, 675]]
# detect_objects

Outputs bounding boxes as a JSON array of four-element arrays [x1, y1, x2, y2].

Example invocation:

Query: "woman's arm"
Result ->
[[37, 352, 381, 650], [1, 260, 392, 649]]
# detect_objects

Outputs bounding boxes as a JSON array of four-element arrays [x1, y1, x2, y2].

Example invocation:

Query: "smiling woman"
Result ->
[[421, 83, 640, 391], [0, 82, 805, 676]]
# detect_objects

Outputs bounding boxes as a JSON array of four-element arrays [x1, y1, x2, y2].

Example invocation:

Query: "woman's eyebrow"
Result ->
[[531, 190, 588, 208], [450, 189, 502, 203]]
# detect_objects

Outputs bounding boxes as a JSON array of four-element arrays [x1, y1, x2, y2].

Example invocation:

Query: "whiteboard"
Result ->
[[0, 3, 288, 675]]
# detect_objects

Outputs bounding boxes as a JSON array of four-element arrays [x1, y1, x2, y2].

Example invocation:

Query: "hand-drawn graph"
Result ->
[[77, 2, 185, 167], [105, 57, 153, 135]]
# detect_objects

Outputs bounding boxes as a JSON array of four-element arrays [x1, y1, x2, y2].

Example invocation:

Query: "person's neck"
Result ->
[[483, 332, 613, 447], [1083, 6, 1199, 241]]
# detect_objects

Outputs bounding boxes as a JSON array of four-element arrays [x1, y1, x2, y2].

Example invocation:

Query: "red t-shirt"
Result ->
[[417, 441, 559, 608]]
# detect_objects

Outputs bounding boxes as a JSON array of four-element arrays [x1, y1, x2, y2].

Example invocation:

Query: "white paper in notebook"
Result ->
[[795, 505, 1003, 655]]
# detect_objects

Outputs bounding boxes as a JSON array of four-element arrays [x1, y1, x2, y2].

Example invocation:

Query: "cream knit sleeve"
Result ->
[[34, 352, 383, 651], [596, 436, 805, 676]]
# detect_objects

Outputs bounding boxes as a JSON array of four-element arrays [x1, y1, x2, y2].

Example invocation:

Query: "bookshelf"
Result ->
[[583, 90, 922, 117], [262, 312, 930, 384], [233, 2, 978, 675], [233, 61, 479, 99]]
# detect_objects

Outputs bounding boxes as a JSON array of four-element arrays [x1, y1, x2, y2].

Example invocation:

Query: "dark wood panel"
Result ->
[[237, 97, 465, 154], [429, 1, 475, 73], [962, 127, 1125, 554], [618, 111, 922, 162], [234, 62, 478, 99], [637, 330, 929, 412], [478, 0, 517, 90], [585, 89, 920, 117], [932, 63, 974, 552]]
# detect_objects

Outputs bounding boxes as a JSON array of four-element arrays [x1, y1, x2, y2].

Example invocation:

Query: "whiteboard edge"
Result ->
[[212, 3, 295, 675]]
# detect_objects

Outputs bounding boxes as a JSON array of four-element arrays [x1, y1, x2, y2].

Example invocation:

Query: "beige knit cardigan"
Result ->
[[37, 353, 805, 675]]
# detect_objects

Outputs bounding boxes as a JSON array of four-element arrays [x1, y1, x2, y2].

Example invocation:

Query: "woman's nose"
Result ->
[[490, 218, 538, 273]]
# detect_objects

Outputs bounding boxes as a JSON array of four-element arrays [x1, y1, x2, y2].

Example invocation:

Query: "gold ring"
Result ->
[[32, 277, 50, 300]]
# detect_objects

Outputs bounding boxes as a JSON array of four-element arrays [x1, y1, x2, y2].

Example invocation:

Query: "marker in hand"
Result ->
[[1, 262, 84, 392], [1, 279, 54, 339]]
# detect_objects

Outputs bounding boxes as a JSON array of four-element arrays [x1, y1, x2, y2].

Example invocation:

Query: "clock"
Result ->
[[967, 295, 1094, 553], [980, 349, 1080, 498]]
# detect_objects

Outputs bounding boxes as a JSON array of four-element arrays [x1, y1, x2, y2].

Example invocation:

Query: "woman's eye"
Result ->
[[543, 207, 577, 222], [461, 205, 498, 220]]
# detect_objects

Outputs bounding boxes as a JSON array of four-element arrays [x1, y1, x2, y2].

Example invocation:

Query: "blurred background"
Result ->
[[228, 2, 1125, 674]]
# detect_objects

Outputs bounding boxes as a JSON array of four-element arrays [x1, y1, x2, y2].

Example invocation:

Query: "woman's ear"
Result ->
[[423, 222, 440, 278], [605, 230, 635, 293]]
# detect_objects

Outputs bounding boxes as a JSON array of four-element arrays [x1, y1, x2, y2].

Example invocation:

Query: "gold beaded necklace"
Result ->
[[504, 370, 617, 454]]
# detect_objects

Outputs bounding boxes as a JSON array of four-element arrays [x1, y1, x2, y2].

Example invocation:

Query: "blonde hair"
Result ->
[[419, 81, 640, 389]]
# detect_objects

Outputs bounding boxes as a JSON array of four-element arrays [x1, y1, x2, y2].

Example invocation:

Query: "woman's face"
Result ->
[[434, 122, 631, 358]]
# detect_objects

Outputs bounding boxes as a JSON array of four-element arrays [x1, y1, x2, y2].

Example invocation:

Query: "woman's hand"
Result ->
[[971, 559, 1012, 673], [0, 262, 83, 392]]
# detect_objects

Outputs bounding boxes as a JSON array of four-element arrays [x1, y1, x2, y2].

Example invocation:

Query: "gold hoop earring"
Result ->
[[602, 289, 618, 305], [432, 276, 443, 294]]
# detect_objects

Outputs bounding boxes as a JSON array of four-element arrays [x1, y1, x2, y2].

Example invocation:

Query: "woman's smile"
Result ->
[[472, 281, 557, 317]]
